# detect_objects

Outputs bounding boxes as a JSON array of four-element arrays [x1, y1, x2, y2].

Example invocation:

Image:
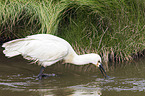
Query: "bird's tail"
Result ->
[[2, 38, 25, 57]]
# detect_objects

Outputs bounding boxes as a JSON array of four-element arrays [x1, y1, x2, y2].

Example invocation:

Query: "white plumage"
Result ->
[[2, 34, 108, 79], [2, 34, 101, 67]]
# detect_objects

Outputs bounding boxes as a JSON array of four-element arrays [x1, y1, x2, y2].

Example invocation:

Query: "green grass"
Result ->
[[58, 0, 145, 62], [0, 0, 67, 38], [0, 0, 145, 63]]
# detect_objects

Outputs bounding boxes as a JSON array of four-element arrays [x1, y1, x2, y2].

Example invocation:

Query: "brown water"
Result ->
[[0, 47, 145, 96]]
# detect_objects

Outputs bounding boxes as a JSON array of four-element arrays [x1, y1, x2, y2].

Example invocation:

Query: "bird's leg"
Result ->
[[37, 66, 45, 80]]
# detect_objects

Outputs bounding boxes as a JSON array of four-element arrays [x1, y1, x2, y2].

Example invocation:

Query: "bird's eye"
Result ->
[[98, 60, 100, 63]]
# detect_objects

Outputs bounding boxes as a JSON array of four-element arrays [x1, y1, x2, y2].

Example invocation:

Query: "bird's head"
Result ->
[[90, 54, 109, 78]]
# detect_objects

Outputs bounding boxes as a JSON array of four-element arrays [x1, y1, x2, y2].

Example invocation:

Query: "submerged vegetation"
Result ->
[[0, 0, 145, 64]]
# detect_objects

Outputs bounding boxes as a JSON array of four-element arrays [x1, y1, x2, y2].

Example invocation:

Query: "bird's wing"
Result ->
[[3, 36, 69, 63], [23, 39, 69, 62]]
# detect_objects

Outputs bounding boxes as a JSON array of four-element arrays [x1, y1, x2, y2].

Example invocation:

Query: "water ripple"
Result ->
[[101, 78, 145, 92]]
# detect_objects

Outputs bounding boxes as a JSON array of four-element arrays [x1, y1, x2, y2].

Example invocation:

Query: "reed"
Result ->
[[58, 0, 145, 63], [0, 0, 67, 39]]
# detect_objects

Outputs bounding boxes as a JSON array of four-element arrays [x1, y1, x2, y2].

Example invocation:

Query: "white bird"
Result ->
[[2, 34, 108, 79]]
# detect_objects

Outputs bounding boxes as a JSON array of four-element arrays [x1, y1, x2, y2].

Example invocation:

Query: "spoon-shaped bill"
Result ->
[[99, 64, 109, 78]]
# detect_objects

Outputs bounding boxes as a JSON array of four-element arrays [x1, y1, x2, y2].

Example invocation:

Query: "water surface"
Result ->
[[0, 47, 145, 96]]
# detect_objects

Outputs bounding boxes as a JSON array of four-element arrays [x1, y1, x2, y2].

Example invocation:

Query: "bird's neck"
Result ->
[[64, 54, 92, 65]]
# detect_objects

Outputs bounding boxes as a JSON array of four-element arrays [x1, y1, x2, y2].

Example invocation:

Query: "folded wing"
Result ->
[[2, 35, 69, 66]]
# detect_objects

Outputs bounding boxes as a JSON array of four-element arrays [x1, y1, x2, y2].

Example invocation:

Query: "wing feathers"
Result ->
[[2, 35, 69, 66]]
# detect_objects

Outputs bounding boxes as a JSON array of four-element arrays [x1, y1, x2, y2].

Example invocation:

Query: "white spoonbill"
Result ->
[[2, 34, 108, 79]]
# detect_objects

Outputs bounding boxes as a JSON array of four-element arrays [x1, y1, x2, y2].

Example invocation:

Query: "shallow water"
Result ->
[[0, 47, 145, 96]]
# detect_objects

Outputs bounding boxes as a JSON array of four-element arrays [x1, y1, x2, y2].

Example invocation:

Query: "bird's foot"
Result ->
[[37, 66, 45, 80], [37, 73, 56, 80], [37, 74, 43, 80], [37, 73, 47, 80]]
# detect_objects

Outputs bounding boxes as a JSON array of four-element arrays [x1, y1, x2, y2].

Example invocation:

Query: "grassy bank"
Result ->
[[0, 0, 145, 64]]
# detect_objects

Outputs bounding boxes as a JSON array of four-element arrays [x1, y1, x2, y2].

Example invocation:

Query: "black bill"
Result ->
[[99, 64, 109, 78]]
